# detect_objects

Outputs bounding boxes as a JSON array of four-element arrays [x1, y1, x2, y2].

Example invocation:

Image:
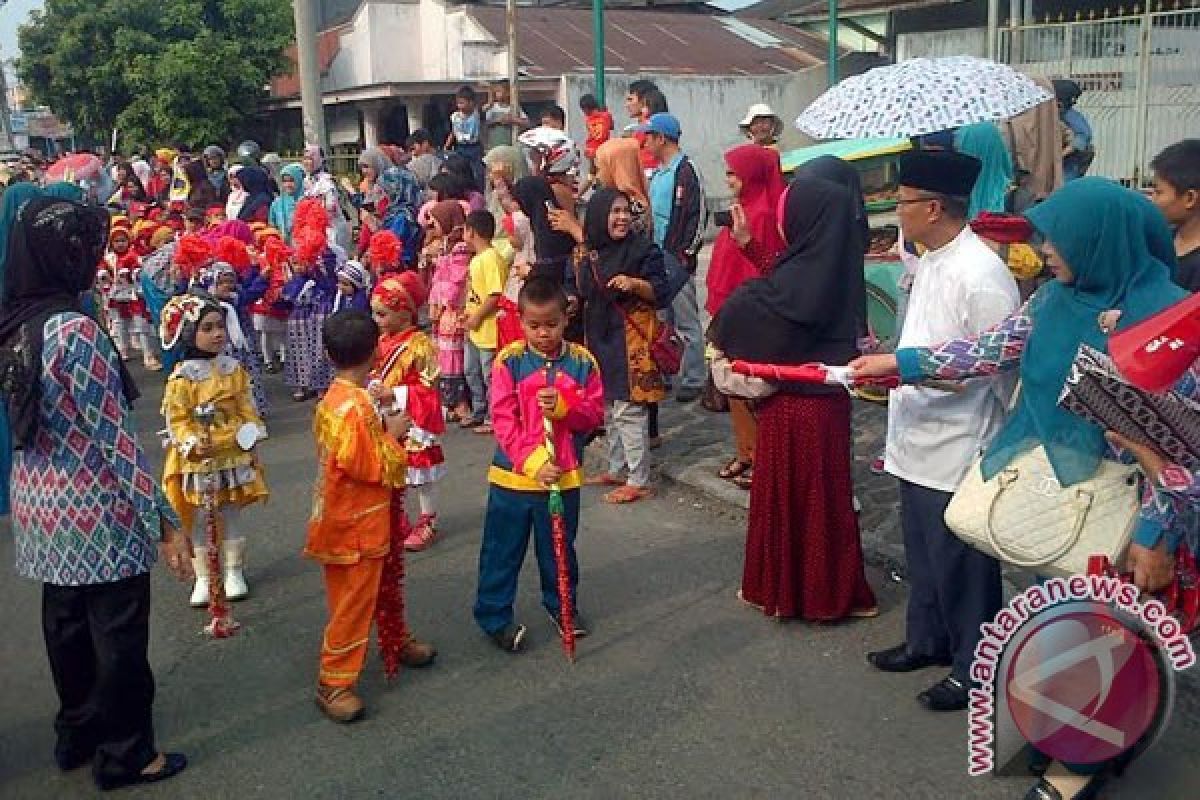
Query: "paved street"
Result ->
[[1, 365, 1196, 800]]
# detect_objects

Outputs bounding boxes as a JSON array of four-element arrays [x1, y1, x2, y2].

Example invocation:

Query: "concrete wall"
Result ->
[[561, 69, 829, 203]]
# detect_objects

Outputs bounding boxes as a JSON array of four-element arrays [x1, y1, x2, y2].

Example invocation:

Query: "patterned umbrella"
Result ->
[[795, 57, 1053, 140]]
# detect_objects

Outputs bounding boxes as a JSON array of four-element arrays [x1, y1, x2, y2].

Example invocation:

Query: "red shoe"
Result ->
[[404, 514, 438, 552]]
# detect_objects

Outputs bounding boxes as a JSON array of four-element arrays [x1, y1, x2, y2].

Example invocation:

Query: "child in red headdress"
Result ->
[[368, 272, 446, 551], [250, 235, 292, 373], [106, 219, 162, 370], [283, 200, 338, 401]]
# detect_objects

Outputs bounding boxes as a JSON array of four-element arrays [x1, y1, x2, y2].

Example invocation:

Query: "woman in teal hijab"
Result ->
[[850, 176, 1193, 798], [954, 122, 1014, 219], [269, 163, 306, 243], [0, 182, 43, 516], [42, 181, 85, 202]]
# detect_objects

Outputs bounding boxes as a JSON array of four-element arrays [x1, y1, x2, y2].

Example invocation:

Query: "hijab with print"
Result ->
[[954, 122, 1014, 219], [0, 198, 139, 446], [511, 176, 576, 267], [706, 144, 786, 316], [380, 166, 423, 228], [710, 176, 866, 372], [236, 166, 274, 222], [983, 177, 1189, 486]]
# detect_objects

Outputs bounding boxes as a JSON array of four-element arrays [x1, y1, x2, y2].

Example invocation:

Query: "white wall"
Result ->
[[896, 28, 988, 61], [561, 69, 829, 203]]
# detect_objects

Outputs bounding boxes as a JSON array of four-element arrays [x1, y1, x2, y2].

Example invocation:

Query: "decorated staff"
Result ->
[[542, 366, 576, 663]]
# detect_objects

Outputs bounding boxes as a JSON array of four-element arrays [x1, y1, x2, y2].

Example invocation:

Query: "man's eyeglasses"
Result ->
[[894, 195, 941, 206]]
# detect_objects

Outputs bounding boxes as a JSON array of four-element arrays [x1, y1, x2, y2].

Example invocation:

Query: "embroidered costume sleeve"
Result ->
[[896, 302, 1032, 383], [1130, 363, 1200, 552]]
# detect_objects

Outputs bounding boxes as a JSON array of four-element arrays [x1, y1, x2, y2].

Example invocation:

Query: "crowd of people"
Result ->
[[0, 75, 1196, 800]]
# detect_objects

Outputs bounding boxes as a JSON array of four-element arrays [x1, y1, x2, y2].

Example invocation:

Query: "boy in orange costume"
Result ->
[[306, 309, 437, 724]]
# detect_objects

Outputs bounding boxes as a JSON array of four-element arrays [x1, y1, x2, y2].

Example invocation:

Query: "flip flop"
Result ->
[[603, 485, 652, 504], [718, 458, 752, 480]]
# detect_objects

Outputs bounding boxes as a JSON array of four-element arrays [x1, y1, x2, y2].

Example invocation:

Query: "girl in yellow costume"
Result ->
[[159, 293, 268, 608]]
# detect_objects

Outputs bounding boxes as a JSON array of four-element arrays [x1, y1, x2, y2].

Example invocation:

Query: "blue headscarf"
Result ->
[[954, 122, 1014, 219], [270, 163, 305, 242], [982, 178, 1188, 486], [380, 166, 422, 227], [0, 183, 42, 516]]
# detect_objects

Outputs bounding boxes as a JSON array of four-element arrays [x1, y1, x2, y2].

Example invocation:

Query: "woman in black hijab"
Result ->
[[710, 175, 876, 622], [0, 198, 192, 790], [567, 188, 670, 503]]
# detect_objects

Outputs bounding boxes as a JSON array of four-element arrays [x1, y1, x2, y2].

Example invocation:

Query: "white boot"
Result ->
[[223, 539, 249, 601], [190, 555, 210, 608]]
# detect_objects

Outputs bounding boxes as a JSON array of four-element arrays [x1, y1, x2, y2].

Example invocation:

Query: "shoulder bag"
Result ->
[[943, 382, 1141, 577], [588, 252, 682, 376]]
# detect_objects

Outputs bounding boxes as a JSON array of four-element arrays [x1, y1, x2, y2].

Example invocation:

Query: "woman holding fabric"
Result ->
[[705, 144, 787, 490], [709, 174, 877, 622], [0, 197, 192, 790], [560, 188, 671, 504], [851, 177, 1195, 800]]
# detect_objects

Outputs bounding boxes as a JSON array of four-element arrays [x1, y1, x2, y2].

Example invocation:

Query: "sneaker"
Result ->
[[315, 684, 365, 724], [489, 623, 527, 653], [546, 608, 589, 639]]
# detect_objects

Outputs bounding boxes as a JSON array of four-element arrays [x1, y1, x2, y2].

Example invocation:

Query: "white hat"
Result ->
[[739, 104, 783, 136]]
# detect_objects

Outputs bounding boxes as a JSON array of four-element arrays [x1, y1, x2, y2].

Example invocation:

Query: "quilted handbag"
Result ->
[[945, 447, 1140, 577], [944, 382, 1142, 577]]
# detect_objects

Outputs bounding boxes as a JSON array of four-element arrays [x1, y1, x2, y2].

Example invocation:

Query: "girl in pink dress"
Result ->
[[426, 200, 473, 422]]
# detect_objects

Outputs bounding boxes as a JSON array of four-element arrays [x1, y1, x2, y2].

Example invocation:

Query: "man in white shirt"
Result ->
[[867, 151, 1020, 712]]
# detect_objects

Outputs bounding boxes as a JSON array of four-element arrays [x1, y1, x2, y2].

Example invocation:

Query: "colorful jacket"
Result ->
[[488, 341, 605, 492]]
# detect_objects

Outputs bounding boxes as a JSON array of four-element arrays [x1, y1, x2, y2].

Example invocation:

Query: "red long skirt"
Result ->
[[741, 392, 877, 621]]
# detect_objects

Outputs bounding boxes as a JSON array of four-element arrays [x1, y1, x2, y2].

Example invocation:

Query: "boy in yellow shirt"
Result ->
[[463, 210, 508, 434]]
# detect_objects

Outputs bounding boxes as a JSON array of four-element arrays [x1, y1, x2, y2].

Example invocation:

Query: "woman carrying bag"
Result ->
[[850, 177, 1195, 800]]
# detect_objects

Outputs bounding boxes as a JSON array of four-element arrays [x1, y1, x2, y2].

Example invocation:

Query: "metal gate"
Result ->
[[998, 9, 1200, 186]]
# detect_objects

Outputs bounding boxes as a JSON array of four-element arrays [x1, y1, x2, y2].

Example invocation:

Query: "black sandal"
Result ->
[[718, 458, 752, 480], [1023, 769, 1110, 800], [96, 752, 188, 792]]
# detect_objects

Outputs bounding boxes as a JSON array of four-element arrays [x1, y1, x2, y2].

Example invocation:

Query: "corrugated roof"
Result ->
[[735, 0, 959, 21], [469, 6, 834, 75]]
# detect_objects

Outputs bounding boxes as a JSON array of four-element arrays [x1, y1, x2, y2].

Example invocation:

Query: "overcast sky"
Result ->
[[0, 0, 42, 62]]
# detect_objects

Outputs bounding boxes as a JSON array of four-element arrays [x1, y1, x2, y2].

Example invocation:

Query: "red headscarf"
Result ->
[[371, 272, 427, 314], [706, 144, 787, 317]]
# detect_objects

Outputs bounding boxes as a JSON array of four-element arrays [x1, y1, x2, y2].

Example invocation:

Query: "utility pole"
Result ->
[[827, 0, 839, 87], [593, 0, 605, 106], [0, 52, 14, 151], [293, 0, 327, 151], [506, 0, 520, 113]]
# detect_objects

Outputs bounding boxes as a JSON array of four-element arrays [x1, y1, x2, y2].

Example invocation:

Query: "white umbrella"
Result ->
[[795, 56, 1054, 140]]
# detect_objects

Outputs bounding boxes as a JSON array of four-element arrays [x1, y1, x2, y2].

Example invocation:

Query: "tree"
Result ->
[[17, 0, 293, 148]]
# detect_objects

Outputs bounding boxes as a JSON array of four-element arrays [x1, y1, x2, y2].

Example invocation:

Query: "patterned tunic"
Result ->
[[10, 313, 180, 586], [896, 301, 1200, 553]]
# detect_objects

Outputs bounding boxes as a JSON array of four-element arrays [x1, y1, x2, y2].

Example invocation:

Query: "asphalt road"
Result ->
[[1, 367, 1195, 799]]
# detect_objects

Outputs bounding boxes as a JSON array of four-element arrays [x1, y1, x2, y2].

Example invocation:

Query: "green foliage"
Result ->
[[17, 0, 293, 147]]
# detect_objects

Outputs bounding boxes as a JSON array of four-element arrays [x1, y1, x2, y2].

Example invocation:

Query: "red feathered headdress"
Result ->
[[262, 237, 293, 272], [294, 230, 326, 266], [215, 235, 252, 274], [969, 212, 1034, 245], [292, 198, 329, 241], [173, 233, 214, 279], [367, 230, 402, 270], [372, 272, 427, 314]]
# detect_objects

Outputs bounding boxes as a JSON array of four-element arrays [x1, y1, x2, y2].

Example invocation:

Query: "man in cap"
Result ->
[[738, 104, 783, 148], [640, 112, 706, 403], [866, 150, 1019, 712]]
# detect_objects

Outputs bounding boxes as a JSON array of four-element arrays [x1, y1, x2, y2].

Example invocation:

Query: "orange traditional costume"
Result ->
[[305, 378, 412, 688], [370, 273, 447, 551]]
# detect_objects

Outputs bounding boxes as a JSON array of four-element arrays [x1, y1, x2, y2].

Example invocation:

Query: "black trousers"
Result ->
[[899, 479, 1003, 682], [42, 572, 158, 782]]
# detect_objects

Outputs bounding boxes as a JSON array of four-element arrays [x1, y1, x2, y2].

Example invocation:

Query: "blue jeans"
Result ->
[[464, 339, 495, 423], [473, 486, 580, 635], [668, 275, 706, 391]]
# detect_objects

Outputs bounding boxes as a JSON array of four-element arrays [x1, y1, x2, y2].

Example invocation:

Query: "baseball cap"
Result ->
[[636, 113, 682, 141]]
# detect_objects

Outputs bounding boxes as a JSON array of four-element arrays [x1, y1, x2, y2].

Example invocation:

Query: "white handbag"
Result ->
[[944, 384, 1142, 577]]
